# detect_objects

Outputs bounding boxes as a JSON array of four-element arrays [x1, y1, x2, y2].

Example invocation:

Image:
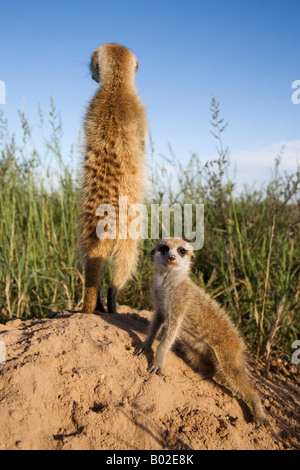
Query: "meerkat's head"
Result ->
[[90, 43, 139, 85], [151, 238, 195, 274]]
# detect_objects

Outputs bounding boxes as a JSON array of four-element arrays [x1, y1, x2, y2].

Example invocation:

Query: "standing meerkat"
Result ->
[[135, 238, 267, 425], [80, 43, 147, 314]]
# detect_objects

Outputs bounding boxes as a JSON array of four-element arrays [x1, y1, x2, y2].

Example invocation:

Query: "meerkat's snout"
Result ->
[[167, 254, 177, 265]]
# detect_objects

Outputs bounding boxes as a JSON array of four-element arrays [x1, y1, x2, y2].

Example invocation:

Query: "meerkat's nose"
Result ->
[[168, 254, 176, 262]]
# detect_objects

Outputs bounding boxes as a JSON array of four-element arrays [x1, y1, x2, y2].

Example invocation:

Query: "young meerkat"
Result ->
[[80, 43, 147, 314], [135, 238, 267, 425]]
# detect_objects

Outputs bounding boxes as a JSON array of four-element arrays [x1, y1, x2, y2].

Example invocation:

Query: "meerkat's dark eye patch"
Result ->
[[178, 247, 186, 256], [159, 245, 169, 255]]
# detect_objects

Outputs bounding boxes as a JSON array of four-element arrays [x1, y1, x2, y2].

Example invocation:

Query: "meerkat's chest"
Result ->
[[153, 277, 180, 320]]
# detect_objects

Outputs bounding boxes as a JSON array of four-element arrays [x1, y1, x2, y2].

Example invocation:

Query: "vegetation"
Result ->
[[0, 96, 299, 368]]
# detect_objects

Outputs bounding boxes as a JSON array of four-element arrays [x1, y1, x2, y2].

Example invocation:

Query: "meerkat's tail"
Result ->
[[107, 238, 140, 314], [215, 356, 267, 425], [218, 358, 291, 446]]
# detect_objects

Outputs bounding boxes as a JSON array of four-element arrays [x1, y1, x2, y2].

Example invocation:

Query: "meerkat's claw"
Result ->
[[133, 345, 143, 356], [254, 415, 270, 427], [148, 362, 162, 375], [134, 342, 149, 356]]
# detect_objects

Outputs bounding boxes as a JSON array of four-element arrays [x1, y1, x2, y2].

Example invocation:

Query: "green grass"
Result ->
[[0, 96, 299, 367]]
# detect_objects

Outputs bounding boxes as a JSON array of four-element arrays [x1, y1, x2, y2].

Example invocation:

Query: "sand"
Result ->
[[0, 306, 299, 450]]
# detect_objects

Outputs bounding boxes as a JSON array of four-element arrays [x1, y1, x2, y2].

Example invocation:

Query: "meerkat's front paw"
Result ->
[[134, 341, 150, 356], [148, 357, 164, 375]]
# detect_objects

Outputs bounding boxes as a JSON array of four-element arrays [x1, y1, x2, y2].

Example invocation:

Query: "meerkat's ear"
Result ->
[[92, 50, 98, 71], [190, 253, 195, 265], [150, 249, 155, 262], [135, 59, 139, 73]]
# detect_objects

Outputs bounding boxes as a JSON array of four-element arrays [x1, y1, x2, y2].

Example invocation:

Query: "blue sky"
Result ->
[[1, 0, 299, 188]]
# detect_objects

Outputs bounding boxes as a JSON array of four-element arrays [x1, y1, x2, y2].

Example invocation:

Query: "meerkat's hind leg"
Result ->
[[95, 277, 106, 313], [183, 339, 217, 380], [107, 286, 118, 315], [82, 256, 104, 314], [107, 239, 139, 314]]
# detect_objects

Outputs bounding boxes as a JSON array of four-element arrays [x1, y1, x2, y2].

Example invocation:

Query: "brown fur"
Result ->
[[135, 238, 267, 424], [80, 43, 147, 314]]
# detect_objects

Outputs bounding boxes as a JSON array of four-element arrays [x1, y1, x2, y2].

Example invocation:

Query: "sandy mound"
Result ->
[[0, 306, 299, 450]]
